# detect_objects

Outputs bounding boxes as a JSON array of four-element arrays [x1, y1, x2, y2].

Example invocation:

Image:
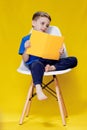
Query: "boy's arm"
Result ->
[[22, 51, 29, 62], [59, 46, 64, 55]]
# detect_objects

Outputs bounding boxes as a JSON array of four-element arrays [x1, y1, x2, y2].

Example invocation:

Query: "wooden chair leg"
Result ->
[[53, 75, 67, 126], [19, 81, 34, 125], [25, 83, 34, 117], [58, 89, 68, 118], [54, 77, 68, 118]]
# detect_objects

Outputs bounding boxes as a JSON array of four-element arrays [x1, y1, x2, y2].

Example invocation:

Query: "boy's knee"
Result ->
[[70, 56, 78, 67], [30, 61, 44, 70], [74, 57, 78, 67]]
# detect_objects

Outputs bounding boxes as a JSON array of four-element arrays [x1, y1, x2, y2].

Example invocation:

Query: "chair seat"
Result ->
[[17, 67, 71, 76]]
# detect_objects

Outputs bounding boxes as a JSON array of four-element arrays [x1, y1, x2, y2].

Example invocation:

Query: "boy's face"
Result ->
[[32, 17, 50, 32]]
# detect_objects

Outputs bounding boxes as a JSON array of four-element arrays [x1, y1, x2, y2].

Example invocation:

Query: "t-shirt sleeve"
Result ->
[[18, 35, 30, 55], [18, 38, 25, 55]]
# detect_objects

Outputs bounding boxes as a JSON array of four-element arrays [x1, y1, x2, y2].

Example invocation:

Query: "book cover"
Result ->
[[26, 30, 64, 60]]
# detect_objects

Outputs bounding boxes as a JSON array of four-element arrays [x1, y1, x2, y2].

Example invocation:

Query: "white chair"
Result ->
[[17, 26, 71, 126]]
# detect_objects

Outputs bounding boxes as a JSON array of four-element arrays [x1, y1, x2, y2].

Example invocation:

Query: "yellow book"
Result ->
[[26, 30, 64, 60]]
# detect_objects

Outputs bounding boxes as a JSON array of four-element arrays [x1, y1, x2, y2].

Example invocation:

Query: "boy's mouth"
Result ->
[[41, 29, 46, 32]]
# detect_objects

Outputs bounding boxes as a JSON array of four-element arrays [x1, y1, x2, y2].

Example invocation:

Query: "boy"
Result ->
[[18, 11, 77, 100]]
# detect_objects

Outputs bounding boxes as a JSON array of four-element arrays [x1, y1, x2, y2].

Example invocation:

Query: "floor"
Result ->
[[1, 95, 87, 130], [1, 112, 87, 130]]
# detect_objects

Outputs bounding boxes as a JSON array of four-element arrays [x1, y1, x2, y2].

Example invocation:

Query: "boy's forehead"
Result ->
[[37, 16, 50, 22]]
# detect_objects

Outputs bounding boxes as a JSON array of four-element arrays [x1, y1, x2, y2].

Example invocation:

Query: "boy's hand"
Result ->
[[24, 40, 31, 49], [59, 46, 64, 55]]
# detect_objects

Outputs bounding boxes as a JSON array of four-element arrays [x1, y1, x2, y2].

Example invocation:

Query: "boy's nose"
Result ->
[[43, 26, 47, 30]]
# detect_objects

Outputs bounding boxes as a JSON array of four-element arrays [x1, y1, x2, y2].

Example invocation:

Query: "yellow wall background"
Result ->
[[0, 0, 87, 125]]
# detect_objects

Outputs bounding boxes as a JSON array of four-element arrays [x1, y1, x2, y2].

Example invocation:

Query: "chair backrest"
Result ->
[[17, 26, 71, 75]]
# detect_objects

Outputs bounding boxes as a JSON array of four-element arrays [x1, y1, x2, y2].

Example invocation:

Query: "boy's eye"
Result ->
[[41, 22, 45, 25], [46, 25, 49, 28], [41, 22, 49, 28]]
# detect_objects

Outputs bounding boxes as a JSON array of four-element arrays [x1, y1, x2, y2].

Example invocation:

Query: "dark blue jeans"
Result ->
[[28, 56, 77, 85]]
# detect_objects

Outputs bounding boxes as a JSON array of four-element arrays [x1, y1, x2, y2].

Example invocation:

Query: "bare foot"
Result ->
[[36, 84, 48, 100], [45, 64, 56, 72], [45, 64, 51, 72]]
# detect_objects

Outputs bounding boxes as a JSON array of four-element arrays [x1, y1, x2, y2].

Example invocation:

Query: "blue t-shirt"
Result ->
[[18, 34, 43, 65]]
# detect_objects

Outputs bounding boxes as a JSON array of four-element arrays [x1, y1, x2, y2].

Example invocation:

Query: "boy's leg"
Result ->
[[29, 61, 47, 100], [45, 57, 77, 72], [36, 84, 47, 100], [54, 56, 77, 71]]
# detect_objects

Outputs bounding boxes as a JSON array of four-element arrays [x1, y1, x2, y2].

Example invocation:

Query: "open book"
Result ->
[[26, 30, 64, 60]]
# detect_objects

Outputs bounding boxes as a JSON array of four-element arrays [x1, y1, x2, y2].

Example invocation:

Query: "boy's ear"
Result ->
[[32, 20, 36, 27]]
